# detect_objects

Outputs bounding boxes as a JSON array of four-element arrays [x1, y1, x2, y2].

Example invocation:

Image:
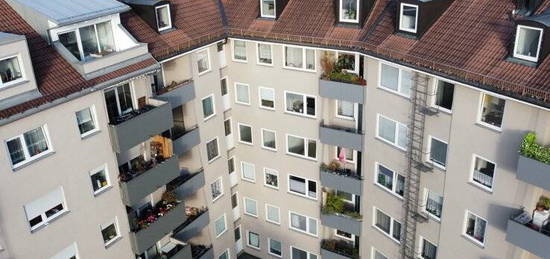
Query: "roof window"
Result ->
[[399, 3, 418, 33], [513, 25, 543, 62]]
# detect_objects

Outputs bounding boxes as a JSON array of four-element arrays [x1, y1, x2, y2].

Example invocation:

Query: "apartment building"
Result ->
[[1, 0, 550, 259]]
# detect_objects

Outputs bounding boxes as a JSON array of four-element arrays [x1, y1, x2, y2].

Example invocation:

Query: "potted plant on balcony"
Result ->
[[520, 132, 550, 164], [320, 52, 366, 86]]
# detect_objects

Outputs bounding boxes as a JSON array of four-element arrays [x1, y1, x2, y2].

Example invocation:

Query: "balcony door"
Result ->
[[231, 192, 240, 221], [224, 118, 234, 150], [104, 83, 135, 124], [220, 77, 230, 111]]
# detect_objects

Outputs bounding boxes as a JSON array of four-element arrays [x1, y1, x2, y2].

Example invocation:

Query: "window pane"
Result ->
[[401, 5, 417, 31], [101, 223, 118, 244], [306, 49, 315, 70], [430, 138, 447, 167], [374, 251, 388, 259], [308, 218, 317, 235], [239, 125, 252, 143], [426, 190, 443, 218], [220, 78, 228, 95], [258, 43, 273, 63], [397, 124, 408, 149], [269, 239, 282, 256], [197, 50, 210, 73], [337, 101, 354, 118], [58, 31, 81, 60], [375, 210, 391, 233], [23, 127, 49, 157], [381, 64, 399, 91], [248, 232, 259, 247], [481, 94, 505, 128], [292, 247, 308, 259], [224, 120, 231, 136], [7, 138, 25, 165], [234, 40, 247, 60], [307, 139, 316, 159], [262, 0, 276, 17], [207, 139, 219, 161], [219, 251, 229, 259], [291, 213, 307, 231], [156, 5, 171, 29], [91, 169, 108, 192], [228, 158, 235, 174], [289, 176, 306, 195], [285, 47, 303, 68], [392, 220, 401, 240], [341, 0, 358, 20], [267, 205, 280, 223], [0, 57, 23, 84], [473, 157, 495, 189], [245, 199, 257, 215], [260, 88, 275, 108], [262, 130, 276, 149], [378, 116, 396, 143], [117, 84, 134, 115], [306, 97, 316, 116], [79, 25, 99, 61], [265, 170, 278, 187], [516, 27, 541, 58], [215, 216, 226, 236], [76, 108, 96, 135], [286, 92, 304, 113], [96, 21, 115, 53], [202, 96, 214, 118], [435, 81, 454, 110], [236, 84, 250, 104], [242, 162, 255, 181], [307, 180, 317, 198], [400, 70, 413, 97], [211, 179, 222, 200], [396, 174, 405, 196], [422, 239, 438, 259], [377, 165, 394, 190], [288, 135, 305, 156]]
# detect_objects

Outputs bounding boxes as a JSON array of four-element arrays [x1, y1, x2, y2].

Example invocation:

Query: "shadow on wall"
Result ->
[[486, 203, 520, 232], [495, 129, 530, 174]]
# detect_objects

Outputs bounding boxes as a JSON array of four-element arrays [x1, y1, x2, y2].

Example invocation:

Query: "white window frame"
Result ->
[[100, 218, 121, 247], [24, 187, 68, 232], [336, 51, 360, 74], [462, 210, 487, 247], [268, 238, 282, 257], [240, 161, 256, 183], [238, 123, 253, 145], [288, 211, 318, 237], [211, 176, 224, 202], [427, 135, 448, 170], [513, 25, 544, 62], [372, 207, 402, 244], [284, 90, 317, 118], [6, 124, 54, 169], [261, 128, 277, 151], [90, 164, 111, 196], [75, 106, 99, 138], [258, 87, 276, 110], [206, 137, 220, 163], [335, 100, 356, 121], [287, 174, 317, 200], [260, 0, 277, 18], [477, 93, 505, 131], [0, 54, 26, 88], [422, 188, 443, 221], [339, 0, 360, 23], [196, 48, 212, 76], [265, 203, 281, 225], [376, 114, 408, 151], [155, 4, 172, 31], [246, 230, 261, 250], [234, 82, 251, 105], [469, 154, 496, 192], [374, 162, 405, 199], [282, 45, 316, 72], [257, 43, 274, 65], [201, 94, 216, 121], [217, 249, 230, 259], [430, 79, 454, 114], [290, 246, 318, 259], [285, 134, 317, 161], [335, 146, 356, 163], [243, 197, 258, 217], [371, 247, 388, 259], [232, 40, 248, 63], [378, 62, 412, 98], [399, 3, 418, 33], [335, 229, 355, 242], [418, 236, 438, 259], [214, 213, 228, 238], [264, 167, 279, 189]]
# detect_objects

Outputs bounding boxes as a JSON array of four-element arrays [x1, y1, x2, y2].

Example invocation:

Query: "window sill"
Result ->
[[475, 122, 502, 133], [264, 184, 279, 191], [12, 150, 56, 172], [431, 105, 452, 115], [207, 155, 221, 164], [244, 213, 259, 218], [232, 58, 248, 64], [241, 177, 256, 184], [203, 114, 216, 122], [261, 146, 277, 152], [80, 129, 101, 140], [282, 66, 316, 73], [238, 141, 254, 146], [285, 152, 317, 162], [257, 61, 274, 67], [266, 220, 281, 226], [287, 191, 317, 201], [375, 137, 407, 153], [235, 101, 251, 106], [372, 225, 401, 245], [288, 228, 318, 238], [198, 69, 212, 77], [461, 234, 485, 249], [259, 106, 276, 111], [374, 183, 405, 201], [284, 111, 317, 120], [104, 235, 122, 249], [212, 194, 224, 203], [0, 79, 29, 92], [424, 212, 441, 223], [468, 181, 493, 194], [30, 210, 70, 233], [93, 185, 113, 197], [377, 86, 411, 100], [215, 229, 227, 238]]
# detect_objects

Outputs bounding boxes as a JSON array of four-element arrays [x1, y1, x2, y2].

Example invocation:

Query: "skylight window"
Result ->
[[156, 4, 172, 32], [261, 0, 276, 18], [340, 0, 359, 23], [399, 3, 418, 33], [513, 25, 543, 62]]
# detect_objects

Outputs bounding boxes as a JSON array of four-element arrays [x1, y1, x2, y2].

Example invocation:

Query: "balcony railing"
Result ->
[[160, 239, 192, 259], [167, 169, 206, 198], [321, 239, 359, 259], [319, 78, 365, 104], [191, 244, 213, 259], [173, 207, 210, 241], [506, 209, 550, 257], [172, 126, 201, 156], [155, 80, 196, 108], [320, 163, 362, 196], [517, 155, 550, 190], [319, 123, 364, 151], [321, 195, 362, 236]]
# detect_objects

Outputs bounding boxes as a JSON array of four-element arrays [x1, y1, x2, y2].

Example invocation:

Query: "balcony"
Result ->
[[108, 99, 173, 153], [172, 126, 201, 156], [160, 239, 192, 259], [322, 192, 362, 236], [156, 80, 196, 108], [320, 163, 362, 196], [319, 123, 364, 151], [119, 156, 180, 206], [319, 79, 365, 104], [173, 208, 210, 241], [517, 155, 550, 190], [129, 200, 186, 255], [191, 244, 213, 259], [321, 239, 359, 259], [506, 209, 550, 257], [168, 169, 206, 198]]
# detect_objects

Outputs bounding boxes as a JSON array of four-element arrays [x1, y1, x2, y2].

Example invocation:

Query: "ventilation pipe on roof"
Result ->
[[514, 0, 542, 16]]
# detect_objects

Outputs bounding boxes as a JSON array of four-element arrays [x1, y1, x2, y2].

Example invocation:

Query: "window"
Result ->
[[379, 63, 412, 97], [215, 214, 227, 237], [0, 56, 23, 86], [336, 100, 355, 119], [206, 138, 220, 162], [257, 43, 273, 65], [336, 146, 355, 163], [284, 46, 315, 71], [514, 25, 543, 62], [340, 0, 359, 23], [424, 189, 443, 219], [244, 197, 258, 217], [58, 21, 115, 61], [289, 211, 318, 237], [211, 177, 224, 202], [288, 175, 317, 199], [479, 93, 505, 128], [259, 87, 275, 109], [104, 83, 134, 124], [101, 219, 120, 246], [285, 91, 316, 117], [50, 242, 78, 259], [372, 248, 388, 259], [428, 137, 447, 168], [238, 123, 253, 144], [233, 40, 247, 62], [337, 52, 359, 74], [75, 107, 98, 136], [291, 247, 317, 259], [268, 238, 282, 257], [235, 83, 250, 105], [375, 163, 405, 197], [434, 80, 454, 111], [420, 237, 437, 259], [471, 155, 496, 191], [218, 249, 230, 259], [336, 190, 355, 204], [7, 125, 52, 168], [266, 204, 281, 224], [202, 95, 215, 120], [374, 208, 401, 242], [24, 187, 67, 231], [377, 114, 408, 150], [228, 157, 235, 175], [90, 165, 110, 195], [335, 229, 354, 241], [400, 3, 418, 33], [260, 0, 276, 18], [464, 211, 487, 245], [261, 129, 277, 150], [155, 4, 172, 31], [247, 231, 260, 249], [241, 161, 256, 182], [224, 118, 232, 137], [286, 134, 317, 160], [197, 49, 211, 75], [264, 168, 279, 189]]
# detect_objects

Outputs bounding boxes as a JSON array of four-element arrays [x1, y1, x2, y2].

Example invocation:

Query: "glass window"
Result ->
[[514, 25, 543, 61], [291, 247, 317, 259], [76, 107, 97, 136], [59, 21, 115, 61], [306, 49, 315, 70], [259, 87, 275, 109], [7, 125, 51, 167], [0, 56, 23, 85], [244, 198, 258, 216], [228, 157, 235, 174], [377, 114, 408, 150], [264, 168, 279, 188], [247, 231, 260, 248], [218, 250, 229, 259], [104, 83, 134, 124], [156, 5, 172, 31], [235, 83, 250, 105], [376, 164, 405, 197], [233, 40, 247, 61], [336, 190, 354, 204], [336, 146, 354, 163], [241, 161, 256, 182], [335, 229, 353, 240], [465, 211, 487, 245], [90, 166, 110, 195], [290, 212, 317, 236], [215, 214, 227, 237], [285, 92, 316, 117], [434, 81, 454, 111], [258, 43, 273, 64], [24, 187, 67, 231], [206, 138, 219, 162], [421, 238, 438, 259], [211, 178, 223, 201], [287, 135, 316, 159], [238, 124, 253, 144], [380, 63, 412, 97], [266, 204, 280, 224], [400, 4, 418, 33], [79, 25, 100, 60], [373, 249, 388, 259], [261, 0, 276, 18], [289, 175, 317, 199], [340, 0, 358, 22], [101, 220, 119, 245], [337, 101, 355, 119], [197, 49, 210, 74], [425, 189, 443, 219], [269, 238, 282, 257], [202, 95, 215, 119], [374, 208, 401, 242], [284, 46, 315, 71], [220, 78, 228, 95], [224, 119, 232, 136], [58, 31, 80, 61], [261, 129, 276, 150], [480, 94, 505, 128], [429, 137, 448, 168], [472, 156, 495, 190]]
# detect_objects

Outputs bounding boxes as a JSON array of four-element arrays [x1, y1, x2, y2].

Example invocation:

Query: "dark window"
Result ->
[[435, 81, 454, 110]]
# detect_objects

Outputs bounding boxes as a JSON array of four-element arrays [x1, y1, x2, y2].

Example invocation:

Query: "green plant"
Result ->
[[520, 132, 550, 164], [162, 190, 178, 204], [539, 196, 550, 209], [323, 192, 345, 214]]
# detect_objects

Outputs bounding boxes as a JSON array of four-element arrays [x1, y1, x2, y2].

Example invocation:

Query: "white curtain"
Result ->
[[285, 47, 303, 68]]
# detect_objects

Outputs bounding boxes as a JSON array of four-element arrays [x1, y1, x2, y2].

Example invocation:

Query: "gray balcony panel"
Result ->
[[319, 125, 363, 151], [120, 156, 180, 206], [506, 219, 550, 257], [321, 248, 352, 259], [195, 247, 213, 259], [157, 81, 196, 108], [321, 213, 362, 236], [320, 169, 362, 196], [169, 244, 192, 259], [319, 79, 365, 104], [130, 203, 187, 255], [173, 127, 201, 156], [173, 170, 206, 198], [517, 155, 550, 190], [174, 210, 210, 241], [109, 99, 173, 152]]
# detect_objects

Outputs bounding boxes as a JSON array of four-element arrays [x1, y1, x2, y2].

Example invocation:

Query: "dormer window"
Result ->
[[513, 25, 543, 62], [399, 3, 418, 33], [260, 0, 276, 18], [340, 0, 359, 23], [0, 56, 23, 87], [58, 21, 115, 62], [155, 4, 172, 31]]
